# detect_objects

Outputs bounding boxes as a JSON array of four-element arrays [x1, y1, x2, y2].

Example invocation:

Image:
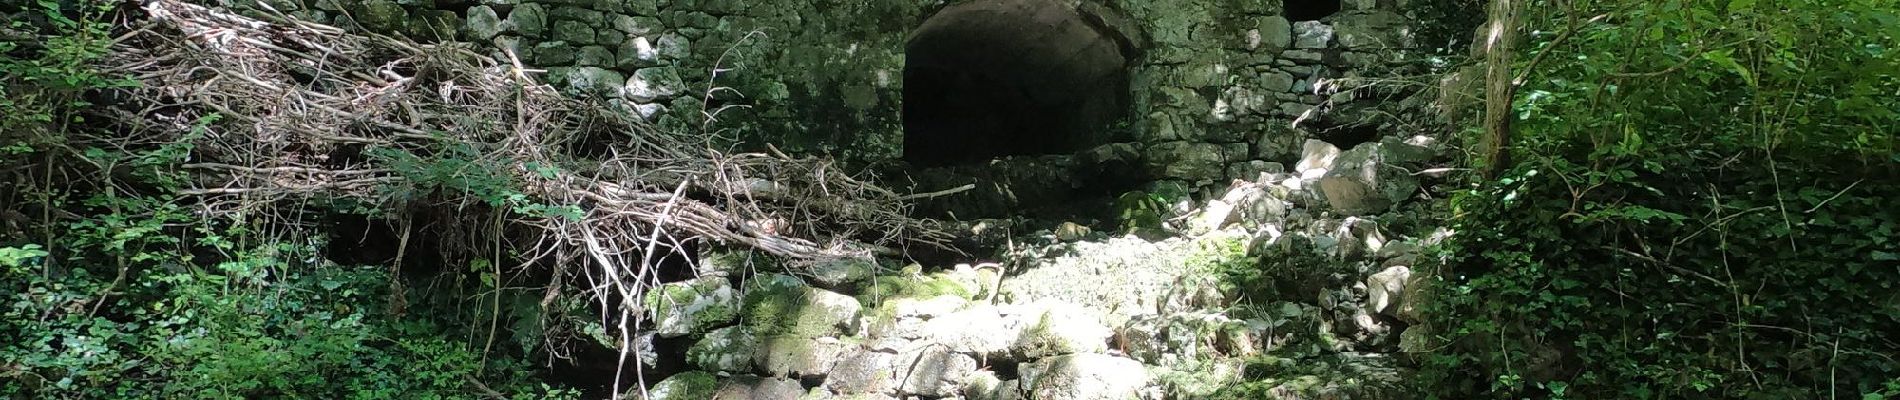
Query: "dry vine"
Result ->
[[102, 1, 952, 396]]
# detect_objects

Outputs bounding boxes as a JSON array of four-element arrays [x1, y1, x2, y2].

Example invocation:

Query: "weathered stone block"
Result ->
[[755, 336, 853, 379], [625, 66, 686, 103], [575, 45, 615, 67], [1260, 70, 1296, 93], [1293, 20, 1334, 49], [548, 6, 605, 25], [464, 6, 504, 40], [687, 325, 758, 372], [1366, 265, 1411, 318], [739, 274, 862, 337], [899, 346, 978, 398], [711, 376, 804, 400], [596, 29, 626, 46], [656, 34, 691, 60], [346, 0, 407, 33], [1144, 141, 1227, 180], [552, 20, 595, 44], [1009, 302, 1112, 359], [1314, 142, 1424, 215], [644, 276, 737, 338], [1334, 11, 1410, 49], [555, 66, 626, 97], [921, 305, 1017, 356], [826, 349, 904, 395], [505, 3, 547, 37], [1257, 16, 1292, 52], [616, 37, 662, 68], [613, 14, 664, 36], [648, 371, 718, 400], [1020, 354, 1149, 400]]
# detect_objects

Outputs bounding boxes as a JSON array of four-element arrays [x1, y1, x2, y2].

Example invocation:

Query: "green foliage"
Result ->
[[0, 2, 582, 397], [1113, 190, 1180, 236], [1423, 0, 1900, 397], [0, 248, 573, 398], [372, 144, 583, 221], [0, 0, 135, 157]]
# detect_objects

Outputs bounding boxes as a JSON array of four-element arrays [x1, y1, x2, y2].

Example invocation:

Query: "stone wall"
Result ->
[[237, 0, 1425, 200]]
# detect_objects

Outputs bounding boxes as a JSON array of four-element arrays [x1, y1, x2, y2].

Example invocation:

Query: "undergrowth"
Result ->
[[1419, 0, 1900, 397], [0, 2, 575, 397]]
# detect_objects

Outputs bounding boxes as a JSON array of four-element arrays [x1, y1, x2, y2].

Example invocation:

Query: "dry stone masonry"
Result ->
[[208, 0, 1454, 398], [234, 0, 1431, 203]]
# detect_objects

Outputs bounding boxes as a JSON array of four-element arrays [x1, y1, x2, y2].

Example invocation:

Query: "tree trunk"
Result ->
[[1480, 0, 1520, 179]]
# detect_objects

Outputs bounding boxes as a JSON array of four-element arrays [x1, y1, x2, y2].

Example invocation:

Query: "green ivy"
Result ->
[[1422, 0, 1900, 397]]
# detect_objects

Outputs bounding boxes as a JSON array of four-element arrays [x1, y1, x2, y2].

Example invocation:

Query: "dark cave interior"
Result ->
[[901, 0, 1132, 167], [1286, 0, 1343, 21]]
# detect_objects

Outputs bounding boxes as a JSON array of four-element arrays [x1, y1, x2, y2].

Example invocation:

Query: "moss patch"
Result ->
[[687, 325, 759, 372], [643, 277, 738, 336], [647, 371, 719, 400], [740, 275, 860, 337], [855, 272, 974, 307]]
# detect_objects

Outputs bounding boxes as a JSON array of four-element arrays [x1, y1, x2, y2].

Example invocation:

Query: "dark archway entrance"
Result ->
[[1286, 0, 1343, 21], [902, 0, 1133, 167]]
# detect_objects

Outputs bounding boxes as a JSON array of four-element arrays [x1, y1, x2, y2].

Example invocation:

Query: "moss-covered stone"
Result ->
[[646, 371, 718, 400], [801, 257, 877, 288], [740, 274, 861, 337], [687, 325, 758, 373], [855, 270, 975, 307], [644, 276, 738, 338], [1011, 302, 1112, 359], [346, 0, 408, 33], [754, 335, 855, 379]]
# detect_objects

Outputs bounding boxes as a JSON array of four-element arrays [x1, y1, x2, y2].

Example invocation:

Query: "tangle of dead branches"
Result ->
[[97, 1, 951, 395]]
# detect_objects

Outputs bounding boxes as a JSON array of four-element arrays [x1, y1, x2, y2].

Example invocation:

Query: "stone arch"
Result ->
[[901, 0, 1139, 166]]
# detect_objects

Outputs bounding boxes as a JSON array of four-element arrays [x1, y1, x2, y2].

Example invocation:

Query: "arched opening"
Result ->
[[902, 0, 1133, 167], [1286, 0, 1342, 21]]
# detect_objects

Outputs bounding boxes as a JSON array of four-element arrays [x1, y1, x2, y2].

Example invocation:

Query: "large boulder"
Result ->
[[1365, 266, 1411, 318], [922, 305, 1019, 356], [825, 348, 905, 395], [1293, 139, 1342, 179], [898, 346, 980, 397], [1008, 302, 1113, 359], [1018, 354, 1150, 400], [1313, 141, 1427, 215]]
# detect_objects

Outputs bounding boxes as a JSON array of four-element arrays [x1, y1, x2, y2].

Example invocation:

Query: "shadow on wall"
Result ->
[[901, 0, 1135, 167]]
